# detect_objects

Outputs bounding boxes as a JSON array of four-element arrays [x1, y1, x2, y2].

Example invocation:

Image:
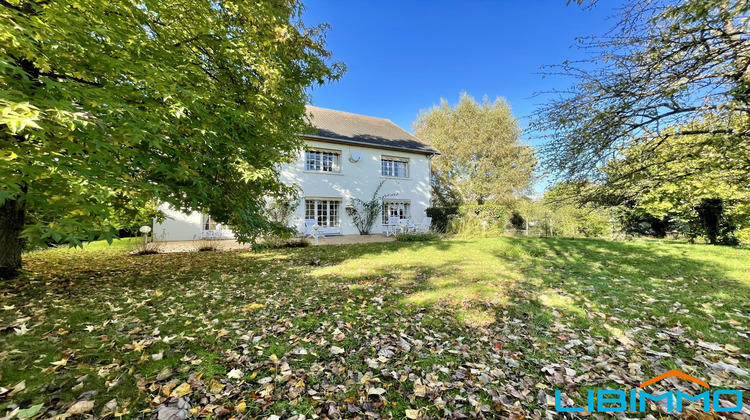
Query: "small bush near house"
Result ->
[[131, 242, 166, 255], [346, 180, 394, 235], [262, 197, 303, 247], [130, 232, 167, 255], [264, 237, 310, 249], [425, 206, 459, 232], [394, 231, 441, 242], [193, 238, 225, 252]]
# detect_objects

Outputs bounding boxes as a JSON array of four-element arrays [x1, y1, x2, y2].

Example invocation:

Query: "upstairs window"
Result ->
[[381, 157, 408, 178], [305, 149, 341, 172]]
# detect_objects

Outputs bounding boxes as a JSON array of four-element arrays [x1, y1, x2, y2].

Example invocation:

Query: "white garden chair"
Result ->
[[303, 219, 318, 237], [416, 217, 432, 233], [386, 216, 400, 236], [398, 219, 416, 234]]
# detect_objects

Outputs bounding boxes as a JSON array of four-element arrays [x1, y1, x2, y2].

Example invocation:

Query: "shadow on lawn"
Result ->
[[310, 236, 750, 347], [304, 235, 750, 400]]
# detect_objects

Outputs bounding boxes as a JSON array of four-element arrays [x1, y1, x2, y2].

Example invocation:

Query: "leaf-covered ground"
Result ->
[[1, 237, 749, 419]]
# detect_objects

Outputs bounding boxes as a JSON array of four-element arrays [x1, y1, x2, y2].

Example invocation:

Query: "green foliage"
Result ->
[[446, 205, 509, 237], [263, 196, 301, 247], [457, 205, 508, 220], [693, 199, 740, 246], [425, 206, 459, 233], [0, 0, 343, 250], [596, 118, 750, 245], [538, 184, 612, 238], [616, 209, 685, 238], [413, 92, 536, 205], [509, 211, 525, 230], [394, 231, 441, 242], [345, 180, 393, 235], [533, 0, 750, 182], [447, 216, 504, 237]]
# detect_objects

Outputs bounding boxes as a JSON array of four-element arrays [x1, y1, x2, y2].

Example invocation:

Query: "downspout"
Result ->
[[427, 154, 433, 207]]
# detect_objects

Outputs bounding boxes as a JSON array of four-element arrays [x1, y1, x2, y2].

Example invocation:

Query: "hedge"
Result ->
[[425, 206, 459, 232], [426, 205, 510, 233]]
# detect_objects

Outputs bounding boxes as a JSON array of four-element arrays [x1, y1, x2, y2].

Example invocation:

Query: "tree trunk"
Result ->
[[0, 199, 25, 280]]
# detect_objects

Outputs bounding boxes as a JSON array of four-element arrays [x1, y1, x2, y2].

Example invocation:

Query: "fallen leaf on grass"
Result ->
[[171, 383, 191, 398], [67, 400, 94, 415], [405, 409, 420, 419], [16, 404, 43, 419], [368, 387, 386, 396]]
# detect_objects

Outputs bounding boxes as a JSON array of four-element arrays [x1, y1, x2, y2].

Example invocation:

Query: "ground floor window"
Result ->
[[382, 201, 411, 225], [202, 214, 217, 230], [305, 199, 341, 227]]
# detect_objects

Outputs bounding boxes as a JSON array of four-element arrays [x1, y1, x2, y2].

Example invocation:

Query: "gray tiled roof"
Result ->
[[304, 106, 438, 155]]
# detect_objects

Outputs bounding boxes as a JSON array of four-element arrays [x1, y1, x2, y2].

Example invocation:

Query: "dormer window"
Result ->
[[381, 156, 408, 178], [305, 149, 341, 173]]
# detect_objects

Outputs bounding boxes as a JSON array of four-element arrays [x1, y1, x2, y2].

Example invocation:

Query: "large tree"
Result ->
[[0, 0, 343, 278], [599, 117, 750, 244], [413, 93, 536, 206], [532, 0, 749, 183]]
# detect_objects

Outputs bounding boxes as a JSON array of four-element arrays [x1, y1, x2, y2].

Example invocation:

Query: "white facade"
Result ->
[[154, 137, 433, 240]]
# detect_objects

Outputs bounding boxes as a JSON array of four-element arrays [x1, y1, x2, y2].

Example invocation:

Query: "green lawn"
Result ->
[[1, 237, 748, 418]]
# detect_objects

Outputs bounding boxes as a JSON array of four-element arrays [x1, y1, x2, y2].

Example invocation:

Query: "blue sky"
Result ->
[[303, 0, 619, 149]]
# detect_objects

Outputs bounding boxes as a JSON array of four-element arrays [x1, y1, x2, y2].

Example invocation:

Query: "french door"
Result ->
[[304, 199, 341, 234], [382, 201, 410, 232]]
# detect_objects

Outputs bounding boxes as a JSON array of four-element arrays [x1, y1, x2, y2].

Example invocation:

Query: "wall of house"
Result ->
[[280, 139, 433, 235], [153, 139, 433, 239], [153, 205, 204, 242], [153, 204, 235, 242]]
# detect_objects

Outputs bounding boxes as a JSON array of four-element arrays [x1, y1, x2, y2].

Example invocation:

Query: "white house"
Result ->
[[154, 106, 439, 240]]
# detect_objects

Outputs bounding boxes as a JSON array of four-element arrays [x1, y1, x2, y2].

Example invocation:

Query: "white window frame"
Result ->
[[304, 198, 341, 228], [202, 214, 217, 231], [305, 149, 341, 173], [381, 156, 409, 178]]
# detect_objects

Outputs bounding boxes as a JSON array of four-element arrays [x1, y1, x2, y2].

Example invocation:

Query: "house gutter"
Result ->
[[300, 134, 440, 156]]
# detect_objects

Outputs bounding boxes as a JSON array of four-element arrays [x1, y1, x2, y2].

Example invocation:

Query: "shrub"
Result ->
[[346, 180, 394, 235], [192, 237, 224, 252], [425, 206, 459, 232], [458, 205, 508, 220], [130, 232, 167, 255], [263, 196, 301, 246], [394, 231, 441, 242], [444, 204, 510, 236], [448, 216, 505, 237], [510, 211, 525, 230], [264, 237, 310, 249]]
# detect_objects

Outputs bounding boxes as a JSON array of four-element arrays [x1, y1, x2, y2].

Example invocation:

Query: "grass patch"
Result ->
[[1, 237, 748, 418], [393, 231, 441, 242]]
